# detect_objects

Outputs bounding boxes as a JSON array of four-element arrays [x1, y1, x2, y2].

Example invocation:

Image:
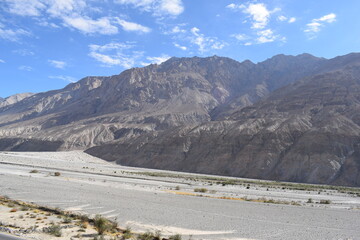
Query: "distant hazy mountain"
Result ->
[[1, 53, 360, 186]]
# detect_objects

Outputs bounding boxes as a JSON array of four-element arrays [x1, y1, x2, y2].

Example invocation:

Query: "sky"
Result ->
[[1, 0, 360, 98]]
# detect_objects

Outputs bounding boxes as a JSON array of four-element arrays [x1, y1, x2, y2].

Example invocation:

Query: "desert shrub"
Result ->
[[194, 188, 208, 193], [47, 224, 62, 237], [175, 186, 181, 190], [138, 231, 154, 240], [307, 198, 313, 203], [122, 227, 133, 239], [54, 172, 61, 176], [169, 234, 182, 240], [319, 199, 331, 204], [154, 230, 162, 240], [20, 206, 29, 211], [94, 215, 110, 235], [30, 170, 39, 173], [63, 216, 72, 223]]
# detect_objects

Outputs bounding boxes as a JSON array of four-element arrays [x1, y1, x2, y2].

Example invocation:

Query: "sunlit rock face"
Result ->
[[2, 53, 360, 186]]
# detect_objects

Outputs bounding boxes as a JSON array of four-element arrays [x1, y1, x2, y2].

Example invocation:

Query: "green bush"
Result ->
[[94, 215, 110, 235]]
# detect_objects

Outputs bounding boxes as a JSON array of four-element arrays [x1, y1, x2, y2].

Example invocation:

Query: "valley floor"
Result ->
[[0, 151, 359, 240]]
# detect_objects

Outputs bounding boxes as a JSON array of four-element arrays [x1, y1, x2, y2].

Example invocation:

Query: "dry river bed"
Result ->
[[0, 151, 360, 240]]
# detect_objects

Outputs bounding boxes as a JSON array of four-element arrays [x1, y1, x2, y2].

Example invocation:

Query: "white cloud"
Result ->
[[62, 16, 118, 35], [288, 17, 296, 23], [242, 3, 272, 29], [141, 54, 171, 66], [115, 0, 184, 16], [48, 60, 66, 69], [211, 42, 225, 50], [226, 3, 237, 9], [317, 13, 337, 23], [0, 59, 5, 63], [278, 15, 287, 21], [88, 42, 143, 68], [0, 24, 31, 42], [46, 0, 86, 18], [4, 0, 46, 16], [256, 29, 276, 43], [117, 19, 151, 33], [3, 0, 120, 36], [159, 0, 183, 16], [18, 65, 33, 71], [49, 75, 76, 83], [174, 43, 187, 50], [12, 49, 35, 56], [305, 13, 336, 38], [171, 26, 186, 34], [189, 27, 226, 53], [232, 33, 248, 41]]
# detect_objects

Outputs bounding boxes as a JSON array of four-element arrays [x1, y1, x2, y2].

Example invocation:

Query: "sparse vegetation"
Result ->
[[30, 169, 39, 173], [194, 188, 208, 193], [307, 198, 313, 203], [122, 226, 133, 239], [138, 231, 155, 240], [94, 214, 110, 235], [169, 234, 182, 240], [62, 216, 72, 223], [47, 224, 62, 237], [130, 171, 360, 196], [54, 172, 61, 176], [319, 199, 331, 204]]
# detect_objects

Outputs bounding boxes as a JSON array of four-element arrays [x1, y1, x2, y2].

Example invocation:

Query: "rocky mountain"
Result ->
[[1, 53, 360, 186], [0, 93, 34, 108]]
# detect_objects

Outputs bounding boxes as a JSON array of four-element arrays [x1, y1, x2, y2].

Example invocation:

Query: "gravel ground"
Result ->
[[0, 151, 360, 240]]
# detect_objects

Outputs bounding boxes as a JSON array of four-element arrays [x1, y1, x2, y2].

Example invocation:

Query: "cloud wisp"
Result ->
[[3, 0, 150, 36], [49, 75, 77, 83], [88, 42, 144, 68], [48, 60, 67, 69], [115, 0, 184, 17], [305, 13, 336, 39]]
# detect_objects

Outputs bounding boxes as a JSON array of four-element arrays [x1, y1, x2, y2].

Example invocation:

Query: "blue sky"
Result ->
[[1, 0, 359, 98]]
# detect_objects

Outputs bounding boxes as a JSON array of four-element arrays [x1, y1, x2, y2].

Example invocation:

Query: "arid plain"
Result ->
[[1, 151, 359, 240]]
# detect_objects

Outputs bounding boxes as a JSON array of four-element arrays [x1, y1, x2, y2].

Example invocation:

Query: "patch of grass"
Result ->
[[169, 234, 182, 240], [154, 230, 162, 240], [138, 231, 155, 240], [94, 214, 110, 235], [194, 188, 208, 193], [47, 224, 62, 237], [122, 226, 132, 239], [62, 216, 72, 223]]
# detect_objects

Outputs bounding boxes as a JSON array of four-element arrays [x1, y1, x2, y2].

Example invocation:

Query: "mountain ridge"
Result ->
[[1, 52, 360, 186]]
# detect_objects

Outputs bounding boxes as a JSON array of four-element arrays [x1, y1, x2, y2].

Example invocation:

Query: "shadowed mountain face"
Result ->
[[2, 53, 360, 186]]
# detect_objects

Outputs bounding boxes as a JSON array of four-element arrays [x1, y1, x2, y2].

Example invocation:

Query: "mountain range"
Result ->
[[1, 53, 360, 186]]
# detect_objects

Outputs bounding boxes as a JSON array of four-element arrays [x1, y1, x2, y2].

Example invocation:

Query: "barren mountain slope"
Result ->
[[86, 60, 360, 186], [0, 54, 325, 150]]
